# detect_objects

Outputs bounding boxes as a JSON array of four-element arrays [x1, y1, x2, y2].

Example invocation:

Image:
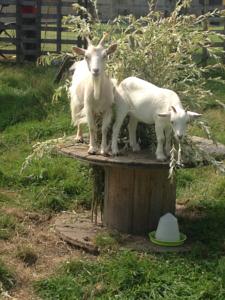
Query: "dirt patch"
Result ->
[[0, 209, 92, 300]]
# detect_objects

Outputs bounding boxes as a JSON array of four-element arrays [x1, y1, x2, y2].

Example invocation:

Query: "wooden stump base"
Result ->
[[104, 165, 175, 235], [58, 144, 176, 235]]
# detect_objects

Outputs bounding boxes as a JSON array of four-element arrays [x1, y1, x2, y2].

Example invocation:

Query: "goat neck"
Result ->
[[92, 71, 105, 101]]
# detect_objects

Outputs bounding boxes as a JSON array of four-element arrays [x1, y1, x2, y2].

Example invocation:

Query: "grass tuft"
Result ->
[[0, 260, 16, 291], [16, 245, 38, 267]]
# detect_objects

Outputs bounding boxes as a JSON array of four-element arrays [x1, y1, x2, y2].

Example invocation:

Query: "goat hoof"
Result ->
[[111, 151, 119, 157], [75, 137, 84, 143], [88, 147, 98, 155], [156, 155, 167, 162], [132, 144, 141, 152], [100, 149, 110, 157]]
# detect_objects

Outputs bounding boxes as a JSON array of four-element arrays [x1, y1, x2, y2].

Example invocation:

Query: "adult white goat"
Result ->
[[112, 77, 201, 161], [70, 34, 117, 154]]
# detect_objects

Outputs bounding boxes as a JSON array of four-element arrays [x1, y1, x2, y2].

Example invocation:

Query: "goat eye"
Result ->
[[85, 54, 89, 60]]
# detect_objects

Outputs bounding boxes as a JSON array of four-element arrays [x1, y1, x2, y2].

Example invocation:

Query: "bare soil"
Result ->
[[0, 205, 92, 300]]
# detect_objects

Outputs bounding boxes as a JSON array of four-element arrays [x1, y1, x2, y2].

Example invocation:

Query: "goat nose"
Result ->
[[92, 68, 99, 75], [177, 134, 183, 140]]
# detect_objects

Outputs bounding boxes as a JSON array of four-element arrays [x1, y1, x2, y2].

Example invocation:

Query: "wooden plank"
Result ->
[[223, 19, 225, 64], [20, 25, 37, 30], [0, 49, 16, 54], [104, 167, 135, 233], [40, 26, 69, 32], [0, 0, 16, 4], [103, 166, 176, 234], [57, 145, 170, 169], [20, 49, 40, 55], [56, 0, 62, 53], [36, 0, 41, 58], [0, 37, 17, 43], [40, 1, 75, 7], [0, 12, 16, 18], [41, 38, 77, 44], [132, 168, 153, 233], [20, 0, 36, 5], [16, 0, 22, 62]]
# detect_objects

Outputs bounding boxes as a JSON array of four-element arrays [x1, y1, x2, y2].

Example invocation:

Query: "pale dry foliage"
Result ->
[[35, 0, 225, 177]]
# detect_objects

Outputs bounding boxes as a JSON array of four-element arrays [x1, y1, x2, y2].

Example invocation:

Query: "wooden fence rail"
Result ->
[[202, 16, 225, 64], [0, 0, 87, 61], [0, 1, 225, 63]]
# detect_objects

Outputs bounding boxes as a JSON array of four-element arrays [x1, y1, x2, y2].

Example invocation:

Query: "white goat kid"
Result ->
[[70, 34, 117, 155], [112, 77, 201, 161]]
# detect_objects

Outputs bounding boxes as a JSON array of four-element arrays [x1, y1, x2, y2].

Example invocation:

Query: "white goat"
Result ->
[[70, 34, 117, 155], [70, 59, 89, 142], [112, 77, 201, 161]]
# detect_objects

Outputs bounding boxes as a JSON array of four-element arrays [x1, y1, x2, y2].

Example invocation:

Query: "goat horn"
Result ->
[[171, 106, 177, 113], [85, 35, 92, 46], [98, 32, 108, 46]]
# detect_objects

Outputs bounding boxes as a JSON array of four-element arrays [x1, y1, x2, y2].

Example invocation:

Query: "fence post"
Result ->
[[223, 17, 225, 64], [36, 0, 41, 59], [56, 0, 62, 53], [16, 0, 21, 63], [202, 19, 209, 66]]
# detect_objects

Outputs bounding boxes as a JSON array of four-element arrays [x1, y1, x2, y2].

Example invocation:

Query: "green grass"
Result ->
[[0, 212, 18, 240], [0, 56, 225, 298], [35, 250, 225, 300], [0, 62, 92, 212]]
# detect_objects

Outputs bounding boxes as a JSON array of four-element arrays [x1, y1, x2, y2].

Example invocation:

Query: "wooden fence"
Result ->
[[0, 0, 88, 61], [0, 1, 225, 63], [202, 16, 225, 64]]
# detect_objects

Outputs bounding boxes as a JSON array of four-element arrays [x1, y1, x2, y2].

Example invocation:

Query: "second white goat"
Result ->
[[112, 77, 201, 161]]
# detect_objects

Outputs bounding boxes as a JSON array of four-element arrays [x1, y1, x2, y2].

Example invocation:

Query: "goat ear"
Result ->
[[158, 112, 171, 117], [106, 43, 117, 55], [72, 46, 85, 56], [187, 111, 202, 120]]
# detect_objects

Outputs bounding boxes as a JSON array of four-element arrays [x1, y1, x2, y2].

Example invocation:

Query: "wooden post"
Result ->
[[19, 0, 41, 61], [202, 19, 209, 66], [36, 0, 41, 58], [56, 0, 62, 53], [223, 17, 225, 64], [104, 165, 176, 235], [16, 0, 22, 63]]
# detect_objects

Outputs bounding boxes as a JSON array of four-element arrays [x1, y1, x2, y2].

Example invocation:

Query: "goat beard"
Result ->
[[92, 76, 101, 100]]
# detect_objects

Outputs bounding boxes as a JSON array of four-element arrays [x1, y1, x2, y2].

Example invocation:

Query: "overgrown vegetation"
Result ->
[[38, 0, 225, 175], [0, 1, 225, 299]]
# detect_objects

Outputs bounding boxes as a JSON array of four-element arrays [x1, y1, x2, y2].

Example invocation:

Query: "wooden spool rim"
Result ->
[[57, 144, 170, 169]]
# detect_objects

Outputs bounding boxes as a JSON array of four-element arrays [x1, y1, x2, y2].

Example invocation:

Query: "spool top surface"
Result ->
[[58, 144, 170, 169]]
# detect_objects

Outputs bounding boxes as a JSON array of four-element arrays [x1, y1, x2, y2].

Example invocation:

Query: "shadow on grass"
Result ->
[[177, 200, 225, 257]]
